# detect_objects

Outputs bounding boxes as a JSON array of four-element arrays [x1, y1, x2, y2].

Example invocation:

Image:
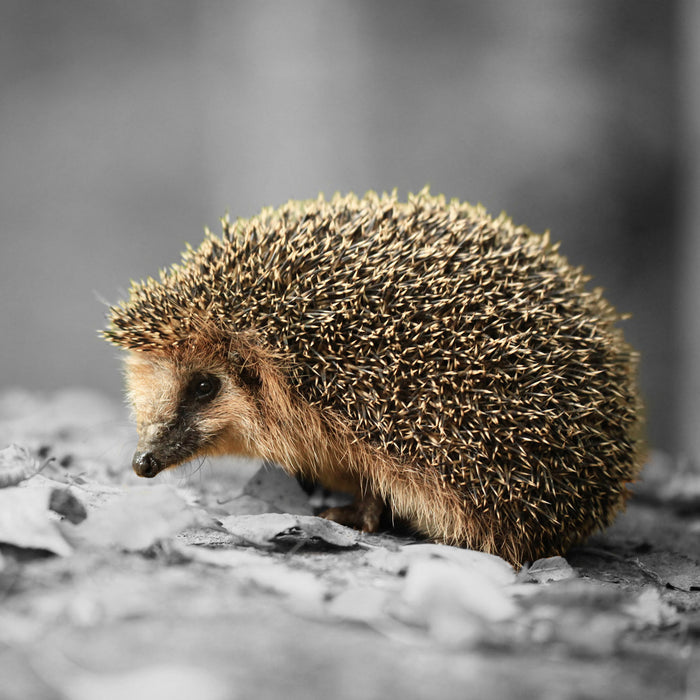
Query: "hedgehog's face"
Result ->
[[124, 351, 263, 477]]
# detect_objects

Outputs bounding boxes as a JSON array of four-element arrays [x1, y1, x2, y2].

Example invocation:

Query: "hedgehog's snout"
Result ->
[[132, 421, 174, 477], [132, 450, 163, 478]]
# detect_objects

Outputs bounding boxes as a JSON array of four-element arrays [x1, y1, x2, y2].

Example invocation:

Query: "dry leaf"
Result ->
[[522, 556, 577, 583], [360, 543, 518, 645], [392, 558, 514, 646], [0, 444, 46, 487], [220, 513, 359, 549], [63, 485, 205, 551], [0, 482, 72, 556], [399, 558, 518, 623], [399, 543, 516, 586]]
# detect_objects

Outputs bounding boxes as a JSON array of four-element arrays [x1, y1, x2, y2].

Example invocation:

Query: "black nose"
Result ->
[[132, 451, 162, 478]]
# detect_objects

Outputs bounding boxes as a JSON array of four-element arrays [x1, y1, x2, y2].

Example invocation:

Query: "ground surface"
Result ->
[[0, 388, 699, 700]]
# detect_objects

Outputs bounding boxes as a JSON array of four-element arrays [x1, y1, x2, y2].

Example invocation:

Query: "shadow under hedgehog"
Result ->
[[103, 189, 645, 567]]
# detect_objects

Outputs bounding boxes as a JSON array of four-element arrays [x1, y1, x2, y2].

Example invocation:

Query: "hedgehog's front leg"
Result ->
[[320, 492, 385, 533]]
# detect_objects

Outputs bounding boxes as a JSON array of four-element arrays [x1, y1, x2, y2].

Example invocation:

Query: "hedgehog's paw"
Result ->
[[320, 494, 384, 533]]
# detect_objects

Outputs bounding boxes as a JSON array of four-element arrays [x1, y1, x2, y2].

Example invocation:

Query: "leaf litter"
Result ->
[[0, 388, 699, 699], [0, 443, 50, 487]]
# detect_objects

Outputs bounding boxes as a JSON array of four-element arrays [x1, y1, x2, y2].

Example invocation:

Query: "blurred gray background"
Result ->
[[1, 1, 698, 457]]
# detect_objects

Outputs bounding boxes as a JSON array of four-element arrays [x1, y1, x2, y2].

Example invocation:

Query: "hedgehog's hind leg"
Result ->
[[320, 493, 384, 533]]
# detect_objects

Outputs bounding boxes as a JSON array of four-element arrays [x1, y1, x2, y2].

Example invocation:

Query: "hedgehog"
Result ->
[[103, 189, 645, 566]]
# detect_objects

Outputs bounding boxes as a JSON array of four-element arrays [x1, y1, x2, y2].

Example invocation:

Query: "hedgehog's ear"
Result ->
[[239, 363, 262, 390], [229, 348, 262, 391]]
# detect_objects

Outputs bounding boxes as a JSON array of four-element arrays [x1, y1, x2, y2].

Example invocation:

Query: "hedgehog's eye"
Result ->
[[187, 373, 221, 404]]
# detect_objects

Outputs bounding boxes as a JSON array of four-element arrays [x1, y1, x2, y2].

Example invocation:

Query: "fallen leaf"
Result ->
[[399, 557, 518, 624], [399, 543, 517, 586], [63, 485, 206, 551], [220, 513, 360, 549], [521, 556, 577, 583], [0, 482, 72, 555], [360, 543, 518, 645], [0, 444, 46, 488], [392, 558, 516, 646]]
